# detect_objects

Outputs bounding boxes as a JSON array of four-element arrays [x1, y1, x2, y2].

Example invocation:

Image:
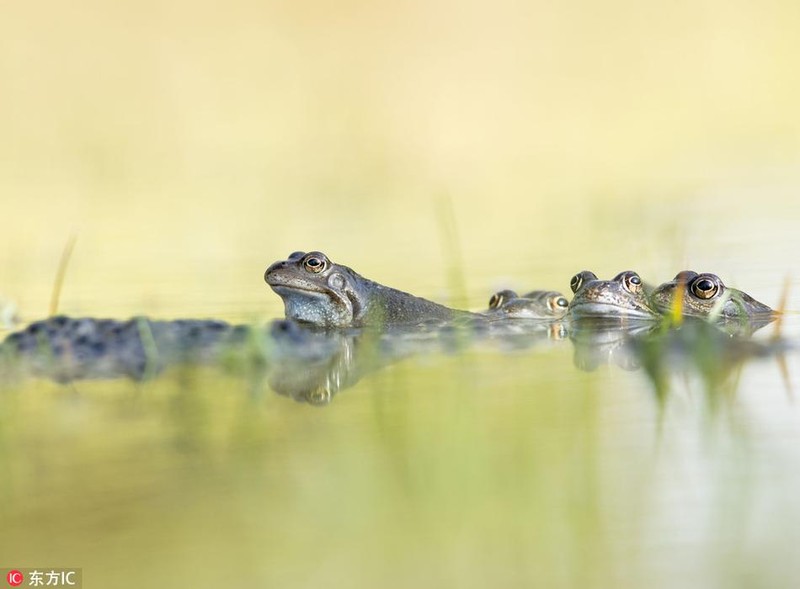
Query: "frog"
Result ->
[[264, 250, 477, 328], [567, 270, 660, 320], [485, 289, 569, 320], [651, 271, 774, 321]]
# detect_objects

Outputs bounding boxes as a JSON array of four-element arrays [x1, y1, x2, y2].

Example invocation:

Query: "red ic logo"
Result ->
[[6, 570, 24, 587]]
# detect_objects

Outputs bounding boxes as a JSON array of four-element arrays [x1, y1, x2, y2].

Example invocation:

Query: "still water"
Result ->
[[1, 196, 800, 589], [4, 0, 800, 584]]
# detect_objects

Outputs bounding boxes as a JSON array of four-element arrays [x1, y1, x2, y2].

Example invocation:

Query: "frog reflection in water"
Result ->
[[567, 270, 660, 320], [651, 271, 774, 321], [485, 289, 569, 320], [264, 251, 478, 328]]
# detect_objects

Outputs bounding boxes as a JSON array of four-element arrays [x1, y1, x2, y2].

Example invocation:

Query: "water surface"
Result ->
[[3, 0, 800, 584], [2, 211, 800, 588]]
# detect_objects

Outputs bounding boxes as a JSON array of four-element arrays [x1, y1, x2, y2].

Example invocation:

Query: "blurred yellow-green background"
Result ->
[[2, 0, 800, 320], [4, 3, 800, 589]]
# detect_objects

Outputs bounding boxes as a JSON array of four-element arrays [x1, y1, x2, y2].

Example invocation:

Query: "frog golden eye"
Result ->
[[570, 274, 582, 293], [547, 295, 570, 311], [489, 290, 516, 309], [303, 256, 326, 273], [691, 277, 719, 300], [623, 273, 642, 293]]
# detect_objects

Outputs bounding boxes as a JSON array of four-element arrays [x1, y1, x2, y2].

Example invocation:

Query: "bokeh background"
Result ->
[[2, 0, 799, 320], [3, 2, 800, 589]]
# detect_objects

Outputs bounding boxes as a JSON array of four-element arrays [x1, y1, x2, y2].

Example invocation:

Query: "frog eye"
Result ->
[[547, 295, 570, 311], [691, 276, 720, 300], [489, 290, 516, 309], [570, 271, 596, 293], [303, 255, 327, 273], [622, 272, 642, 293]]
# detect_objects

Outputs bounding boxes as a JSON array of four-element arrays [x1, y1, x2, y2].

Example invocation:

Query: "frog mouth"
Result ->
[[264, 269, 328, 295], [270, 283, 328, 296], [265, 268, 355, 313], [568, 301, 658, 319]]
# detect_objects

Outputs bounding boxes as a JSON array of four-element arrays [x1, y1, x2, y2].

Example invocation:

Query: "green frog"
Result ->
[[264, 251, 477, 328], [567, 270, 659, 320], [651, 271, 774, 320], [485, 289, 569, 319]]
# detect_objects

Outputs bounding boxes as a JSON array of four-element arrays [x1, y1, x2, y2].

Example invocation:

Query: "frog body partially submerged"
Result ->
[[567, 270, 660, 320], [484, 289, 569, 320], [265, 251, 477, 328], [651, 271, 774, 321]]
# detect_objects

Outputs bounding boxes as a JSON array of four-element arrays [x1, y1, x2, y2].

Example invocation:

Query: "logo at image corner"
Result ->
[[6, 570, 24, 587]]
